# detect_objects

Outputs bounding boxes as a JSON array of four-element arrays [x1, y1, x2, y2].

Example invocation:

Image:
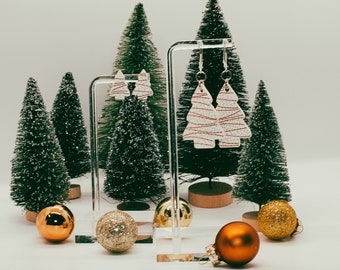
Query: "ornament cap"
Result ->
[[205, 244, 221, 266]]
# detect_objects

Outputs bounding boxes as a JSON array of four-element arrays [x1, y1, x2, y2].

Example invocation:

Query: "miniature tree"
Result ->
[[233, 81, 291, 209], [51, 72, 90, 178], [10, 78, 70, 213], [98, 3, 168, 169], [177, 0, 250, 182], [104, 95, 166, 203]]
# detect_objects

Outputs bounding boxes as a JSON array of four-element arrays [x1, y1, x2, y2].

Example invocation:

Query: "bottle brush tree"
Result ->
[[177, 0, 250, 185], [104, 95, 166, 203], [51, 72, 90, 178], [98, 3, 168, 169], [233, 81, 291, 209], [10, 77, 70, 213]]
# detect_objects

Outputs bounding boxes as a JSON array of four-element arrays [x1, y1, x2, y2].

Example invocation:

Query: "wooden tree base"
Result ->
[[25, 210, 37, 223], [242, 211, 260, 231], [69, 184, 81, 200], [188, 181, 233, 208]]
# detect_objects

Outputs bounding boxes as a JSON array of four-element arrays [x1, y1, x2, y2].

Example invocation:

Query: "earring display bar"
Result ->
[[165, 38, 233, 257]]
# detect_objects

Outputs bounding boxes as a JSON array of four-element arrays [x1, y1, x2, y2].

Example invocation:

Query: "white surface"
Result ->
[[1, 158, 340, 269], [1, 0, 340, 269]]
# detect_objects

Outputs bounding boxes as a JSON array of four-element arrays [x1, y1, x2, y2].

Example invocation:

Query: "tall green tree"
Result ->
[[177, 0, 250, 182], [104, 95, 166, 203], [233, 81, 291, 209], [10, 78, 70, 213], [98, 3, 168, 169], [51, 72, 90, 178]]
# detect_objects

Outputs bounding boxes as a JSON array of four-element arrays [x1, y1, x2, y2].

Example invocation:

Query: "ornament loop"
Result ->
[[205, 244, 221, 266], [292, 218, 304, 236]]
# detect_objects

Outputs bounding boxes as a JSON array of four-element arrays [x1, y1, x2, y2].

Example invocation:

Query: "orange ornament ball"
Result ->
[[36, 205, 74, 242], [213, 221, 260, 266]]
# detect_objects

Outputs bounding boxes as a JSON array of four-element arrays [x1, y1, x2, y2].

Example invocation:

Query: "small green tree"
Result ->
[[10, 78, 70, 213], [51, 72, 90, 178], [233, 81, 291, 209], [177, 0, 250, 183], [104, 95, 166, 203], [98, 3, 168, 169]]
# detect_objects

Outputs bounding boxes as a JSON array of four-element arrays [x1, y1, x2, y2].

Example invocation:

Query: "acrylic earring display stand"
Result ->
[[79, 74, 154, 243], [154, 38, 234, 261]]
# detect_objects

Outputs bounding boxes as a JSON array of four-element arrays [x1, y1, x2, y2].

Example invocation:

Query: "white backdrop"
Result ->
[[1, 0, 340, 175]]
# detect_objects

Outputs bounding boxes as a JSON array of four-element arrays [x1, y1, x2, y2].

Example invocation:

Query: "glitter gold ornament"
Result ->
[[258, 200, 302, 240], [36, 205, 74, 242], [206, 221, 260, 266], [153, 197, 192, 228], [96, 210, 138, 253]]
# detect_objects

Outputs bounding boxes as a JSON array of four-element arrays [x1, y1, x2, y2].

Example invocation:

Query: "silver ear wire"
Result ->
[[221, 39, 232, 90], [196, 40, 207, 87]]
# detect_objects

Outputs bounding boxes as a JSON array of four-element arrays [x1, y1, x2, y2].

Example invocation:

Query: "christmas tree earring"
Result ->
[[108, 70, 130, 100], [132, 69, 153, 99], [183, 41, 224, 149], [216, 40, 251, 148]]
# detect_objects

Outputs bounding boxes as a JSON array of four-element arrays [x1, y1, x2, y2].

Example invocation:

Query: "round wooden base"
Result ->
[[69, 184, 81, 200], [25, 210, 37, 223], [242, 211, 260, 231], [188, 181, 233, 208]]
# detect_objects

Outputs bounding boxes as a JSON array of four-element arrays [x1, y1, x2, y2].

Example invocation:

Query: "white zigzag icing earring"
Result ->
[[216, 40, 251, 148], [132, 69, 153, 100], [108, 70, 130, 100], [183, 41, 224, 149]]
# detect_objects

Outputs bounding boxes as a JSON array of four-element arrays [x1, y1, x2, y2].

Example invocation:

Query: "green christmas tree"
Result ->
[[98, 3, 168, 169], [51, 72, 90, 178], [10, 78, 70, 213], [104, 95, 166, 203], [177, 0, 250, 182], [233, 81, 291, 209]]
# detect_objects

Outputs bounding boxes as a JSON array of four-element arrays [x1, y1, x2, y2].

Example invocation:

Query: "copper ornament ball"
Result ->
[[36, 204, 74, 242], [214, 221, 260, 266], [96, 210, 138, 253], [153, 197, 193, 228], [258, 200, 298, 240]]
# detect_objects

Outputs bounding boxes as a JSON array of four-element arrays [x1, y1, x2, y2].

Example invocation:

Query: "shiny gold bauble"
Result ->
[[258, 200, 298, 240], [153, 197, 193, 228], [212, 221, 260, 266], [96, 210, 138, 253], [36, 205, 74, 242]]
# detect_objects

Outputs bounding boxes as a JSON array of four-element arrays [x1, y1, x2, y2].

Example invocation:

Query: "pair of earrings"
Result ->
[[183, 41, 251, 149], [109, 69, 153, 100]]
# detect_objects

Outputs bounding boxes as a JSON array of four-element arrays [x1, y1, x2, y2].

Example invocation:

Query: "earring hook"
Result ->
[[196, 40, 206, 83]]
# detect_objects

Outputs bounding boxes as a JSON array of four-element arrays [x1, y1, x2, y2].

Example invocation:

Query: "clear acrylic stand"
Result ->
[[155, 38, 233, 260]]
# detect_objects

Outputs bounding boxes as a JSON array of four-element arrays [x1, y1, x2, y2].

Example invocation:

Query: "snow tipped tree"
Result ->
[[10, 78, 70, 213], [51, 72, 90, 178], [177, 0, 250, 182], [98, 3, 168, 169], [233, 81, 291, 209], [104, 95, 166, 203]]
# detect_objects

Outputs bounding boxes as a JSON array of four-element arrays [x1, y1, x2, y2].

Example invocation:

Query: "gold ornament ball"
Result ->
[[214, 221, 260, 266], [96, 210, 138, 253], [36, 204, 74, 242], [153, 197, 193, 228], [258, 200, 298, 240]]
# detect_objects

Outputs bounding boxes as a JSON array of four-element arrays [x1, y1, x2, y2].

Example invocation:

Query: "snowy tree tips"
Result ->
[[11, 77, 70, 213], [233, 80, 291, 208]]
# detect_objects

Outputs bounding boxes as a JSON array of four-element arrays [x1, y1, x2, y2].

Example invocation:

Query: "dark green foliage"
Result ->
[[98, 3, 168, 169], [233, 81, 291, 209], [104, 95, 166, 202], [51, 72, 90, 178], [177, 0, 250, 181], [10, 78, 70, 213]]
